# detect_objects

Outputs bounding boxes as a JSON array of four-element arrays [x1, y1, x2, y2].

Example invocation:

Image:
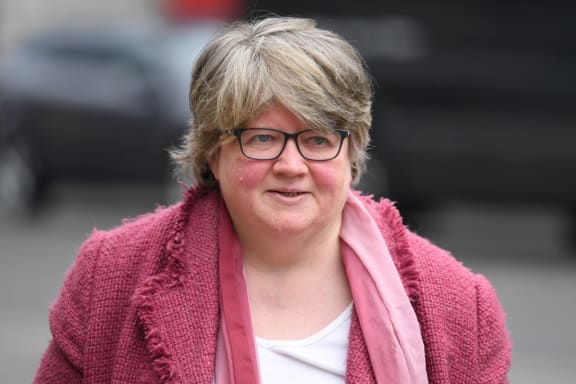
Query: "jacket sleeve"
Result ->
[[34, 230, 106, 383], [475, 273, 512, 384]]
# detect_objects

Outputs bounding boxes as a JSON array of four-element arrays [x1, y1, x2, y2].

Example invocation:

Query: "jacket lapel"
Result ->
[[134, 188, 222, 383]]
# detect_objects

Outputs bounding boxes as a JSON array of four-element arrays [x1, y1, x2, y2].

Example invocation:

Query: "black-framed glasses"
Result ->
[[227, 128, 350, 161]]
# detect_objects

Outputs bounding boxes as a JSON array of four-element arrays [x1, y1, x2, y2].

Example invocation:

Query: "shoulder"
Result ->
[[356, 192, 511, 379], [48, 187, 222, 342], [355, 191, 477, 290], [59, 187, 221, 302], [45, 204, 182, 368], [406, 230, 477, 290], [66, 203, 181, 281], [96, 201, 182, 249], [81, 187, 220, 266], [408, 230, 511, 380], [52, 201, 185, 309], [357, 191, 504, 320]]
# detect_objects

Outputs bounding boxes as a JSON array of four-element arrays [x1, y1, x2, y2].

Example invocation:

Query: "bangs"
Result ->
[[213, 49, 273, 130], [209, 35, 347, 133]]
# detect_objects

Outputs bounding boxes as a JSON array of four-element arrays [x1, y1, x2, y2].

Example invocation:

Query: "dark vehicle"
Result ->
[[0, 102, 37, 216], [0, 21, 218, 215], [248, 1, 576, 234]]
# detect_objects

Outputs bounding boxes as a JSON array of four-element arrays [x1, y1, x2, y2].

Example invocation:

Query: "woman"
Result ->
[[34, 17, 511, 383]]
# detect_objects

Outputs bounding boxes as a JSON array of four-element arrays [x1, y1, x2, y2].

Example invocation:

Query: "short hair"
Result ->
[[170, 16, 373, 188]]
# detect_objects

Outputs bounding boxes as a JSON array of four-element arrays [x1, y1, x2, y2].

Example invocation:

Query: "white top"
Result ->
[[255, 303, 353, 383]]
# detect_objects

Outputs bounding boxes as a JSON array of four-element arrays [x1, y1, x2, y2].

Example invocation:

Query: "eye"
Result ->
[[254, 134, 273, 143], [311, 136, 329, 145], [301, 132, 336, 148], [243, 130, 280, 146]]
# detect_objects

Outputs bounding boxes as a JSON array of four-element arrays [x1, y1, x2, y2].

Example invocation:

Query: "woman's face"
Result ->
[[209, 102, 352, 240]]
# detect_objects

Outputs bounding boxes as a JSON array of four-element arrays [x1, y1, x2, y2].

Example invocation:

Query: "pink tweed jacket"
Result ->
[[34, 188, 511, 383]]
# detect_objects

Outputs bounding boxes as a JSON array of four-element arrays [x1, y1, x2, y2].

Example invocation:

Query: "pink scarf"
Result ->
[[216, 190, 428, 383]]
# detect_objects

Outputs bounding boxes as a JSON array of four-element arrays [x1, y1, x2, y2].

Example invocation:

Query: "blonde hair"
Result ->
[[170, 16, 373, 187]]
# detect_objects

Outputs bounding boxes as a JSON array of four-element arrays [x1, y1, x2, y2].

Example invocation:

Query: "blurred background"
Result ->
[[1, 0, 575, 382]]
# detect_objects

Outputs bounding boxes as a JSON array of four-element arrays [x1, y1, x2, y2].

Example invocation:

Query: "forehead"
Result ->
[[244, 102, 308, 130]]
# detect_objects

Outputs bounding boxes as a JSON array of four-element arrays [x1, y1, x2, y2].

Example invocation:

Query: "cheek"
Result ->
[[311, 159, 352, 191], [220, 157, 267, 190]]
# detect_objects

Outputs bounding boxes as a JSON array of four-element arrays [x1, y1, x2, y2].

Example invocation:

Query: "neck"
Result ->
[[241, 223, 352, 339]]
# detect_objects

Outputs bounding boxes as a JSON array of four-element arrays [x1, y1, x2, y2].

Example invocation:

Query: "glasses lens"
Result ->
[[240, 129, 284, 159], [298, 130, 343, 160]]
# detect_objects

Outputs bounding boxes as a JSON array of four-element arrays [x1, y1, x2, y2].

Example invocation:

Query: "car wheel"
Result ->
[[0, 141, 37, 218]]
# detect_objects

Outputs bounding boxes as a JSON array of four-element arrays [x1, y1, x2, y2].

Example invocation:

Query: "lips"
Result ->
[[269, 189, 308, 197], [278, 191, 303, 197], [266, 189, 310, 206]]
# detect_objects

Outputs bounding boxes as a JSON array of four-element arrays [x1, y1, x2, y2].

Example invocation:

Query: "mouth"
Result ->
[[271, 190, 306, 197]]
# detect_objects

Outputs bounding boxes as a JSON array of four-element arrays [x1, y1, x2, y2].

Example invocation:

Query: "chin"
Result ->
[[265, 215, 316, 235]]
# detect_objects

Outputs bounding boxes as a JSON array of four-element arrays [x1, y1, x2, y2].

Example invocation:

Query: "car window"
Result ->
[[0, 24, 221, 123]]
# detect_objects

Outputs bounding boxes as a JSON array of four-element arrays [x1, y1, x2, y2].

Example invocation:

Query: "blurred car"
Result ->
[[0, 104, 35, 216], [247, 1, 576, 236], [346, 4, 576, 211], [0, 21, 219, 215]]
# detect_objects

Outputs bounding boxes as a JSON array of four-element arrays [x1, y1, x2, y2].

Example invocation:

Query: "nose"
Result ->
[[272, 138, 308, 174]]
